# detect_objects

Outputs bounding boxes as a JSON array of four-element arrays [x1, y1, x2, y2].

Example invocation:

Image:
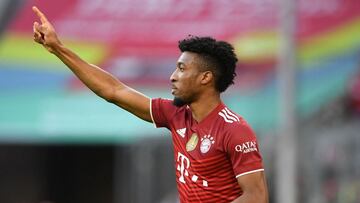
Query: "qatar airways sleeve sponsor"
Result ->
[[234, 141, 258, 154], [225, 126, 264, 176]]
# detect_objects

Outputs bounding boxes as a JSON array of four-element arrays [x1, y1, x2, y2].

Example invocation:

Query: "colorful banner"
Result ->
[[9, 0, 360, 58], [0, 0, 359, 142]]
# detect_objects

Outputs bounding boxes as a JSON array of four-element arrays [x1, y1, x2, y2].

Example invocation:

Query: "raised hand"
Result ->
[[32, 6, 62, 53], [31, 6, 152, 123]]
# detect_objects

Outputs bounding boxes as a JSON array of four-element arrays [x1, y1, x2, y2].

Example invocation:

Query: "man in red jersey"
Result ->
[[32, 6, 268, 203]]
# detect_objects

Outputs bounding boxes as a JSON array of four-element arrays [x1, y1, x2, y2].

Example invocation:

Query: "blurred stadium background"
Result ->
[[0, 0, 360, 202]]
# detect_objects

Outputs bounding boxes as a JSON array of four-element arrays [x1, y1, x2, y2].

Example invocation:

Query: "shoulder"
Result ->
[[217, 106, 242, 125], [152, 98, 181, 113], [151, 98, 189, 128], [217, 106, 252, 134], [152, 98, 191, 118], [216, 107, 256, 144]]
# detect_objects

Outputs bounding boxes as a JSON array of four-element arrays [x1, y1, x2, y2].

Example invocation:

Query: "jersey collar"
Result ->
[[191, 102, 225, 129]]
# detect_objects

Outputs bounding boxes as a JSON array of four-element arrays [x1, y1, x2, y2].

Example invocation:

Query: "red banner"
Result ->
[[10, 0, 360, 56]]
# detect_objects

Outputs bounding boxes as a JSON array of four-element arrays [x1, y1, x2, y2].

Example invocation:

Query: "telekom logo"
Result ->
[[176, 151, 209, 187], [177, 152, 190, 183]]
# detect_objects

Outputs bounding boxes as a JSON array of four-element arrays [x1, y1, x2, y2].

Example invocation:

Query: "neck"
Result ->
[[189, 91, 221, 123]]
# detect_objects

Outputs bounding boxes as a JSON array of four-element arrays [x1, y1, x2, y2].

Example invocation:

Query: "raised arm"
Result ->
[[32, 6, 152, 122]]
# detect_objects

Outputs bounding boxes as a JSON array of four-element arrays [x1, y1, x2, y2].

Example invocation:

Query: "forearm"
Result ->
[[52, 43, 123, 100]]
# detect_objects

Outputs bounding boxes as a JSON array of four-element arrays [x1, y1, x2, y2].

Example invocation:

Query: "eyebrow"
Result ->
[[177, 62, 186, 67]]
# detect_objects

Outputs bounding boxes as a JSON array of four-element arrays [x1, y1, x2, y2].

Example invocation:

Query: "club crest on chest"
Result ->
[[200, 135, 215, 154]]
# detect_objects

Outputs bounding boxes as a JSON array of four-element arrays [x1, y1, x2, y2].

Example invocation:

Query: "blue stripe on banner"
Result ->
[[0, 64, 71, 91]]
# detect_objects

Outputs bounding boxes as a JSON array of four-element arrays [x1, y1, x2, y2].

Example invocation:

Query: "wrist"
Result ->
[[50, 42, 65, 56]]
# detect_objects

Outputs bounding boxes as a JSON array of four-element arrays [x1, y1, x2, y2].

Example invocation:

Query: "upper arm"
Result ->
[[224, 121, 267, 202], [107, 84, 177, 127], [232, 171, 269, 203], [224, 123, 263, 177], [107, 85, 153, 122]]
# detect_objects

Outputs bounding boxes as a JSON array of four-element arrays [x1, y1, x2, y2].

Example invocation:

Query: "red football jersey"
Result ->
[[151, 98, 264, 203]]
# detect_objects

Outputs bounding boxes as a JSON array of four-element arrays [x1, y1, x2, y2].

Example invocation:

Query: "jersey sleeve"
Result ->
[[150, 98, 178, 129], [224, 122, 264, 178]]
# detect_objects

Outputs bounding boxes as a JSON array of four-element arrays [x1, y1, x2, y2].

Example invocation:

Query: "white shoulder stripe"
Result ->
[[149, 99, 157, 128], [224, 107, 240, 121], [221, 109, 238, 122], [218, 112, 234, 123], [236, 169, 264, 178]]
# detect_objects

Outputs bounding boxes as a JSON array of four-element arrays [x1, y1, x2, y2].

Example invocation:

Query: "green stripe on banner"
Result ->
[[0, 33, 108, 68]]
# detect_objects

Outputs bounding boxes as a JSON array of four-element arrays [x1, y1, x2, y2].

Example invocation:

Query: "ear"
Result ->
[[200, 71, 214, 85]]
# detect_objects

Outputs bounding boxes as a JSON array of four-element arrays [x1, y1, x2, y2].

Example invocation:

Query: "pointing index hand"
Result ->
[[32, 6, 49, 24], [32, 6, 61, 53]]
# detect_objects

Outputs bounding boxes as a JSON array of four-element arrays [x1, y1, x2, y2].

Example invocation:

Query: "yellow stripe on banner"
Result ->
[[232, 17, 360, 66], [232, 30, 278, 63], [0, 33, 108, 70], [299, 17, 360, 66]]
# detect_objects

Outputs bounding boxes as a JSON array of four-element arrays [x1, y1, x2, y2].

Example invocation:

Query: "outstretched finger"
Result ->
[[33, 32, 44, 44], [33, 29, 44, 44], [32, 6, 48, 24], [33, 22, 40, 32], [33, 21, 44, 33]]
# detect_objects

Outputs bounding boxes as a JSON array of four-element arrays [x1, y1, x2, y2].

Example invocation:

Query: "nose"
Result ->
[[170, 69, 178, 83]]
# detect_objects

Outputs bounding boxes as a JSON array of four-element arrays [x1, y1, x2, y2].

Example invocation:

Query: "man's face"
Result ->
[[170, 51, 204, 107]]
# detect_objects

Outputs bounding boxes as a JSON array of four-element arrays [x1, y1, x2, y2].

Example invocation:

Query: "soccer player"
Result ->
[[32, 6, 268, 203]]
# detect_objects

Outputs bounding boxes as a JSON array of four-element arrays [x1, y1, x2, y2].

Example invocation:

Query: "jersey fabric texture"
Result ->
[[151, 98, 264, 203]]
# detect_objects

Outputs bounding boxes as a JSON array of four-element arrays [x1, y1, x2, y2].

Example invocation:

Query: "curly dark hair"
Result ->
[[178, 35, 238, 93]]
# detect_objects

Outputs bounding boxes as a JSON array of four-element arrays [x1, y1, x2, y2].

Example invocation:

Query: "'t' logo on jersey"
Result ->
[[176, 152, 209, 187], [177, 152, 190, 183]]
